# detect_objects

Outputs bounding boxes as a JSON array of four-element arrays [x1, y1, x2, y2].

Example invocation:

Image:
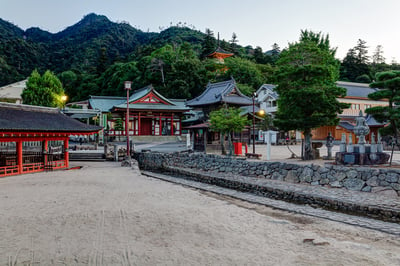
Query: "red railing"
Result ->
[[0, 165, 19, 177], [23, 162, 44, 173]]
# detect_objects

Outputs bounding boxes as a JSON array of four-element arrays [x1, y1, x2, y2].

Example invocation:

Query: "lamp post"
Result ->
[[252, 92, 257, 154], [124, 81, 132, 157], [61, 95, 67, 112]]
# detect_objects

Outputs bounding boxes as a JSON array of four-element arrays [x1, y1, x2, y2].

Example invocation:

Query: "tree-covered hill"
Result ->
[[0, 13, 209, 86]]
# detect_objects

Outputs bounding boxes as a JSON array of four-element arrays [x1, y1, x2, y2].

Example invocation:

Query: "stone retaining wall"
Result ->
[[135, 152, 400, 197]]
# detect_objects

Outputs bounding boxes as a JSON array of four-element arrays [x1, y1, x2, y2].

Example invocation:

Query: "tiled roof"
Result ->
[[336, 81, 379, 98], [206, 47, 234, 57], [113, 103, 190, 111], [0, 103, 102, 133], [186, 78, 252, 107], [88, 96, 125, 112], [89, 86, 190, 112]]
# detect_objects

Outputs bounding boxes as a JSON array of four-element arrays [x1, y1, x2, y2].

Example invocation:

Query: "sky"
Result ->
[[1, 0, 400, 62]]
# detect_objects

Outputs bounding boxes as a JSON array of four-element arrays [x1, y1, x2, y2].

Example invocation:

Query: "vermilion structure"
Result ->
[[0, 103, 101, 177]]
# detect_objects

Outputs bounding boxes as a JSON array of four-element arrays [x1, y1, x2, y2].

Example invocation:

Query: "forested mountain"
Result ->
[[3, 13, 399, 103], [0, 13, 208, 87]]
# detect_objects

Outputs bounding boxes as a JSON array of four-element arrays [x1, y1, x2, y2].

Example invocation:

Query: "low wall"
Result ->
[[135, 152, 400, 197]]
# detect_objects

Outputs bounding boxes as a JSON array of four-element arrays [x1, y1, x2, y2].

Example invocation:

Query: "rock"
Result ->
[[312, 172, 321, 181], [330, 181, 342, 188], [346, 170, 358, 179], [366, 176, 379, 187], [362, 186, 372, 192], [385, 173, 399, 183], [272, 171, 283, 180], [391, 183, 400, 191], [343, 178, 365, 191], [285, 170, 299, 183], [335, 172, 347, 181], [300, 167, 313, 183]]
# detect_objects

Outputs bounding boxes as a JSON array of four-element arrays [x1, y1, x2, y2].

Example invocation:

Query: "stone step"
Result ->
[[69, 153, 105, 161]]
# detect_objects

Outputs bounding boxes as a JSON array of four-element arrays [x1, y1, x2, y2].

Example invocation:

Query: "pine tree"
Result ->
[[274, 31, 349, 160]]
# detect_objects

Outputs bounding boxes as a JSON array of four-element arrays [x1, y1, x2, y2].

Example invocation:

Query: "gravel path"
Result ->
[[0, 161, 399, 265]]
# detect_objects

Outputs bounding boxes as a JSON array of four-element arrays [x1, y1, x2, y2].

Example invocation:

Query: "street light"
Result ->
[[61, 95, 68, 111], [252, 92, 257, 154], [124, 81, 132, 157]]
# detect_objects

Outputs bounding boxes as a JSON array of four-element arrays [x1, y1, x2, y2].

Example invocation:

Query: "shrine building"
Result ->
[[0, 103, 101, 177], [88, 85, 191, 143]]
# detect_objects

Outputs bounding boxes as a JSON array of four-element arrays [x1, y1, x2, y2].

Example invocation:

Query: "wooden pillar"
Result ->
[[159, 113, 162, 136], [43, 139, 48, 167], [171, 113, 174, 136], [64, 138, 69, 168], [138, 112, 141, 136], [17, 140, 23, 174], [179, 116, 182, 136]]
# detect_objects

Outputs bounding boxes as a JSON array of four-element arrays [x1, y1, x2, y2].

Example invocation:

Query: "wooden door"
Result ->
[[140, 118, 152, 135]]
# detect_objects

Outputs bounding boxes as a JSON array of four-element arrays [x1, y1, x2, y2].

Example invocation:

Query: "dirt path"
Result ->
[[0, 162, 399, 265]]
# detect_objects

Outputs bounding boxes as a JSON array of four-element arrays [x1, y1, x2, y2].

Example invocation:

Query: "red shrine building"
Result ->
[[88, 85, 190, 143], [0, 103, 101, 177]]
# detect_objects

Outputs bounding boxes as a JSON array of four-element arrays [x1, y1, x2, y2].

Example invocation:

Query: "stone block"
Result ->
[[335, 172, 347, 181], [391, 183, 400, 191], [362, 186, 372, 192], [366, 176, 379, 187], [343, 178, 365, 191], [385, 173, 399, 183], [346, 170, 358, 179], [330, 181, 342, 188], [284, 170, 299, 183]]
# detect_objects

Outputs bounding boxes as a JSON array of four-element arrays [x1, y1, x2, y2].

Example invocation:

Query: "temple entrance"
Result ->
[[140, 118, 152, 135]]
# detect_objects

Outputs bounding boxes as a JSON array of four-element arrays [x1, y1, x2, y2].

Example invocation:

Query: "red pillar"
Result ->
[[64, 138, 69, 168], [17, 141, 23, 174], [138, 112, 141, 136], [171, 113, 174, 136], [43, 140, 48, 167], [158, 113, 162, 136]]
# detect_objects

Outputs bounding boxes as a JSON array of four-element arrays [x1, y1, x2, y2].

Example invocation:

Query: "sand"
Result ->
[[0, 161, 399, 265]]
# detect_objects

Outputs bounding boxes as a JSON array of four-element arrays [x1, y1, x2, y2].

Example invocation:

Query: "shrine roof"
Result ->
[[337, 81, 380, 99], [112, 85, 190, 112], [113, 103, 190, 111], [88, 96, 125, 112], [206, 47, 234, 58], [186, 78, 252, 107], [0, 103, 102, 133]]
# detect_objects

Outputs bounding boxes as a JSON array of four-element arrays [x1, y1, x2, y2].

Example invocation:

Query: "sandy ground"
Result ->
[[0, 161, 399, 266]]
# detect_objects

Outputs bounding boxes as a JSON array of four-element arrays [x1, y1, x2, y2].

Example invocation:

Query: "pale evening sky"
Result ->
[[1, 0, 399, 62]]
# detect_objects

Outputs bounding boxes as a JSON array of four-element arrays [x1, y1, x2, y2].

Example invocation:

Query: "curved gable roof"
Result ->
[[186, 78, 252, 107], [0, 103, 102, 133]]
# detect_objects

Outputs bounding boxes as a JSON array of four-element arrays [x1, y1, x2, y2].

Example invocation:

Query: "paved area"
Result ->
[[143, 170, 400, 236]]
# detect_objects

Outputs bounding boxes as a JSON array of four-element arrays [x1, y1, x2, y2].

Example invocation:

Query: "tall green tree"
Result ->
[[22, 69, 66, 108], [201, 28, 216, 58], [274, 30, 349, 160], [210, 107, 248, 155], [366, 70, 400, 143], [340, 39, 371, 82]]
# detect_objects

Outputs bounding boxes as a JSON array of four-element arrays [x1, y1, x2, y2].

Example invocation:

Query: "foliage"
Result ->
[[274, 30, 349, 160], [340, 39, 370, 82], [114, 118, 124, 131], [21, 69, 66, 107], [366, 70, 400, 140], [223, 57, 264, 91], [209, 107, 248, 155]]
